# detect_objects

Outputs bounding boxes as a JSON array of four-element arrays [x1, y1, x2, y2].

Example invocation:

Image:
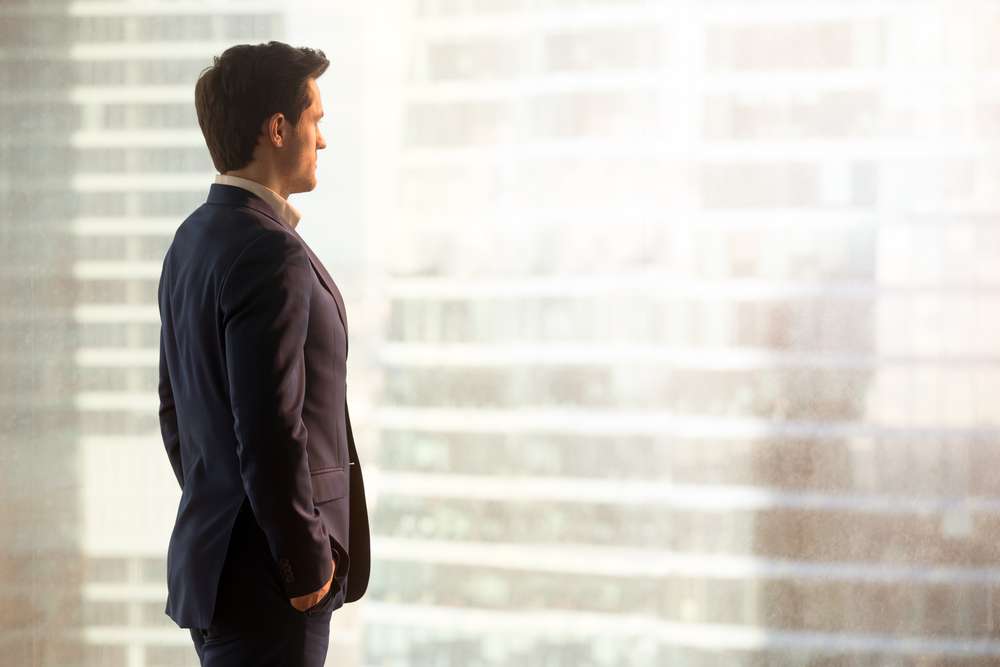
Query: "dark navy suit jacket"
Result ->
[[157, 183, 370, 629]]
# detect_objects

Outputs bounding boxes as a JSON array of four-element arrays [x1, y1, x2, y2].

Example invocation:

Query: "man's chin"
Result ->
[[291, 177, 318, 195]]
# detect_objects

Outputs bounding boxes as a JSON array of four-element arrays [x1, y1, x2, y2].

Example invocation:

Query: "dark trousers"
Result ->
[[188, 498, 347, 667]]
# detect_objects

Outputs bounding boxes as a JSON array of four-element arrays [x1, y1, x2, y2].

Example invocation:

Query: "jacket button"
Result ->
[[278, 558, 295, 584]]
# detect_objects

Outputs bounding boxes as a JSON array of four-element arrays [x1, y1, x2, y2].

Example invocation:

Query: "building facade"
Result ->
[[364, 1, 1000, 665]]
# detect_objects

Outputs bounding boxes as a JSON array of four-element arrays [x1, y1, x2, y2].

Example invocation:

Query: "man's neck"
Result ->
[[215, 173, 302, 230], [223, 167, 289, 200]]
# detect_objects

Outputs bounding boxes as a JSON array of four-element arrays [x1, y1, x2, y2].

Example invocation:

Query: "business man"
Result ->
[[156, 41, 370, 666]]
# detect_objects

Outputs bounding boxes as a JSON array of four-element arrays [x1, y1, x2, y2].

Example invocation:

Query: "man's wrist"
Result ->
[[289, 558, 335, 611]]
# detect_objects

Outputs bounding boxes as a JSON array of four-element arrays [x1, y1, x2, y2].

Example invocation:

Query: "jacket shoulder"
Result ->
[[219, 223, 310, 299]]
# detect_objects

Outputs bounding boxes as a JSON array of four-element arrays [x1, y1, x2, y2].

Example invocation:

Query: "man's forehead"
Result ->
[[308, 79, 323, 111]]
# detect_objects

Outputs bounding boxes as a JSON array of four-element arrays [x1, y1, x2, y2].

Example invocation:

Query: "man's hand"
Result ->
[[289, 557, 335, 612]]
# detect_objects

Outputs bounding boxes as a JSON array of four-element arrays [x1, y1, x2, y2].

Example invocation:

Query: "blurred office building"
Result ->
[[365, 1, 1000, 666], [1, 2, 84, 665]]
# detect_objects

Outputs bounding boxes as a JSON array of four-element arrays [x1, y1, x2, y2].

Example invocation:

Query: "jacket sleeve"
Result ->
[[158, 328, 184, 490], [219, 229, 332, 600]]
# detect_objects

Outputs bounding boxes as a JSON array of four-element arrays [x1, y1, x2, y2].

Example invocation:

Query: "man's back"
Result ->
[[158, 184, 369, 631]]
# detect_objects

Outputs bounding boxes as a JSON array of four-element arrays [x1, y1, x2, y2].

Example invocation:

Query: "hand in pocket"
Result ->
[[289, 557, 335, 612]]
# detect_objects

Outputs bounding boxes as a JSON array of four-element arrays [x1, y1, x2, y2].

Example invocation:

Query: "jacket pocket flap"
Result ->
[[311, 467, 347, 504]]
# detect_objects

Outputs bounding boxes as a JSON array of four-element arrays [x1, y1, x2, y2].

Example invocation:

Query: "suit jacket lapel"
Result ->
[[290, 228, 350, 357]]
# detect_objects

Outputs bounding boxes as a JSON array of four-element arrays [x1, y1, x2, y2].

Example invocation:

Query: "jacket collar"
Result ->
[[206, 183, 288, 228], [212, 174, 301, 229]]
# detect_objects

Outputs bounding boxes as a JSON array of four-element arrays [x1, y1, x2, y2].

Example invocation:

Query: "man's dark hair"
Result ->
[[194, 41, 329, 173]]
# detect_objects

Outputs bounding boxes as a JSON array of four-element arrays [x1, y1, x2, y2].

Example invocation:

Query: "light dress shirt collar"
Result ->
[[214, 173, 302, 230]]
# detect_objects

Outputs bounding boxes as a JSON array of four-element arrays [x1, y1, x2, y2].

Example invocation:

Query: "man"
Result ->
[[157, 41, 370, 666]]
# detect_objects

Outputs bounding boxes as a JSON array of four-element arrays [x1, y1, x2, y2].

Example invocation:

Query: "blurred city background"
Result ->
[[3, 0, 1000, 665]]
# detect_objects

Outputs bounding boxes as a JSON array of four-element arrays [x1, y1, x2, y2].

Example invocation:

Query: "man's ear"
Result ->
[[263, 113, 285, 148]]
